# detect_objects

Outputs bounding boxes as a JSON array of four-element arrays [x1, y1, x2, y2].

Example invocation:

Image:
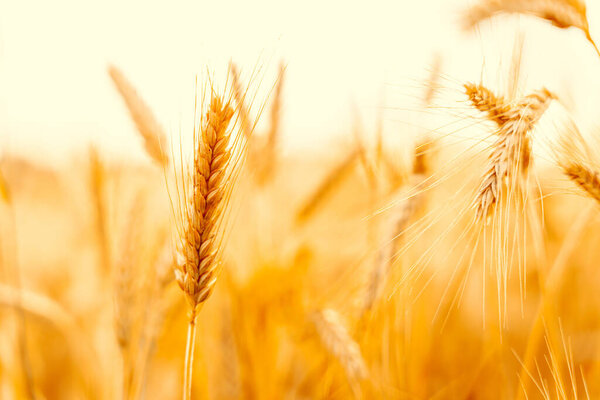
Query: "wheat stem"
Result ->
[[183, 318, 197, 400]]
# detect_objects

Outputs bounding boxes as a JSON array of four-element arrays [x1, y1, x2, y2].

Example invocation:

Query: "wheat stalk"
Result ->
[[108, 65, 169, 166]]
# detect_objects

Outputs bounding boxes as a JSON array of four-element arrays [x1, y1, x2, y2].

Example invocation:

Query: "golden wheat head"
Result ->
[[476, 88, 554, 220], [175, 92, 237, 318]]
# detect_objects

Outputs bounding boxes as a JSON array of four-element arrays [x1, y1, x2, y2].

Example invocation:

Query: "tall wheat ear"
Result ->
[[172, 78, 246, 400], [473, 87, 555, 221]]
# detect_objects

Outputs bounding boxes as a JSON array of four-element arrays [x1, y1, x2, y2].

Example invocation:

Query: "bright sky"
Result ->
[[1, 0, 600, 166]]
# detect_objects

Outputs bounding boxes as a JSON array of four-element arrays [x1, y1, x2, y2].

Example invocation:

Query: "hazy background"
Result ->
[[1, 0, 600, 166]]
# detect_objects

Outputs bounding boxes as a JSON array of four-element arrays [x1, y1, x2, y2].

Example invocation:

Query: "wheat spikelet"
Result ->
[[476, 88, 554, 220], [465, 83, 511, 127], [310, 309, 368, 382], [108, 65, 169, 166]]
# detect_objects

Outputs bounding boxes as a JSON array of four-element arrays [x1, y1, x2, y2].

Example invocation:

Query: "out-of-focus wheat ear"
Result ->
[[267, 62, 285, 152], [175, 91, 238, 400], [414, 138, 433, 177], [89, 147, 111, 273], [363, 146, 427, 316], [108, 66, 169, 166], [464, 0, 600, 57], [132, 235, 175, 400], [309, 309, 368, 385], [113, 195, 145, 400], [0, 168, 10, 204], [414, 55, 441, 179], [0, 168, 37, 400], [229, 62, 253, 140], [155, 239, 176, 289], [563, 160, 600, 204], [295, 148, 360, 225], [423, 53, 442, 106], [351, 111, 377, 189], [553, 120, 600, 205], [252, 62, 286, 185], [475, 88, 554, 220], [464, 82, 511, 127]]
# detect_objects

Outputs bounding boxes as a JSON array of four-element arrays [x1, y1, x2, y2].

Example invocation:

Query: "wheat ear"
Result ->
[[465, 0, 599, 57], [229, 63, 253, 140], [563, 164, 600, 204], [108, 65, 169, 166], [363, 139, 429, 314], [175, 92, 237, 400], [0, 168, 10, 203], [255, 62, 286, 184], [89, 147, 111, 273], [310, 309, 368, 382], [464, 83, 512, 127], [476, 88, 554, 220], [555, 122, 600, 205], [267, 62, 285, 153], [113, 196, 145, 400]]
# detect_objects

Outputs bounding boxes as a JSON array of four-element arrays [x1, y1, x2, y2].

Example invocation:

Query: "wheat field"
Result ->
[[3, 1, 600, 399]]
